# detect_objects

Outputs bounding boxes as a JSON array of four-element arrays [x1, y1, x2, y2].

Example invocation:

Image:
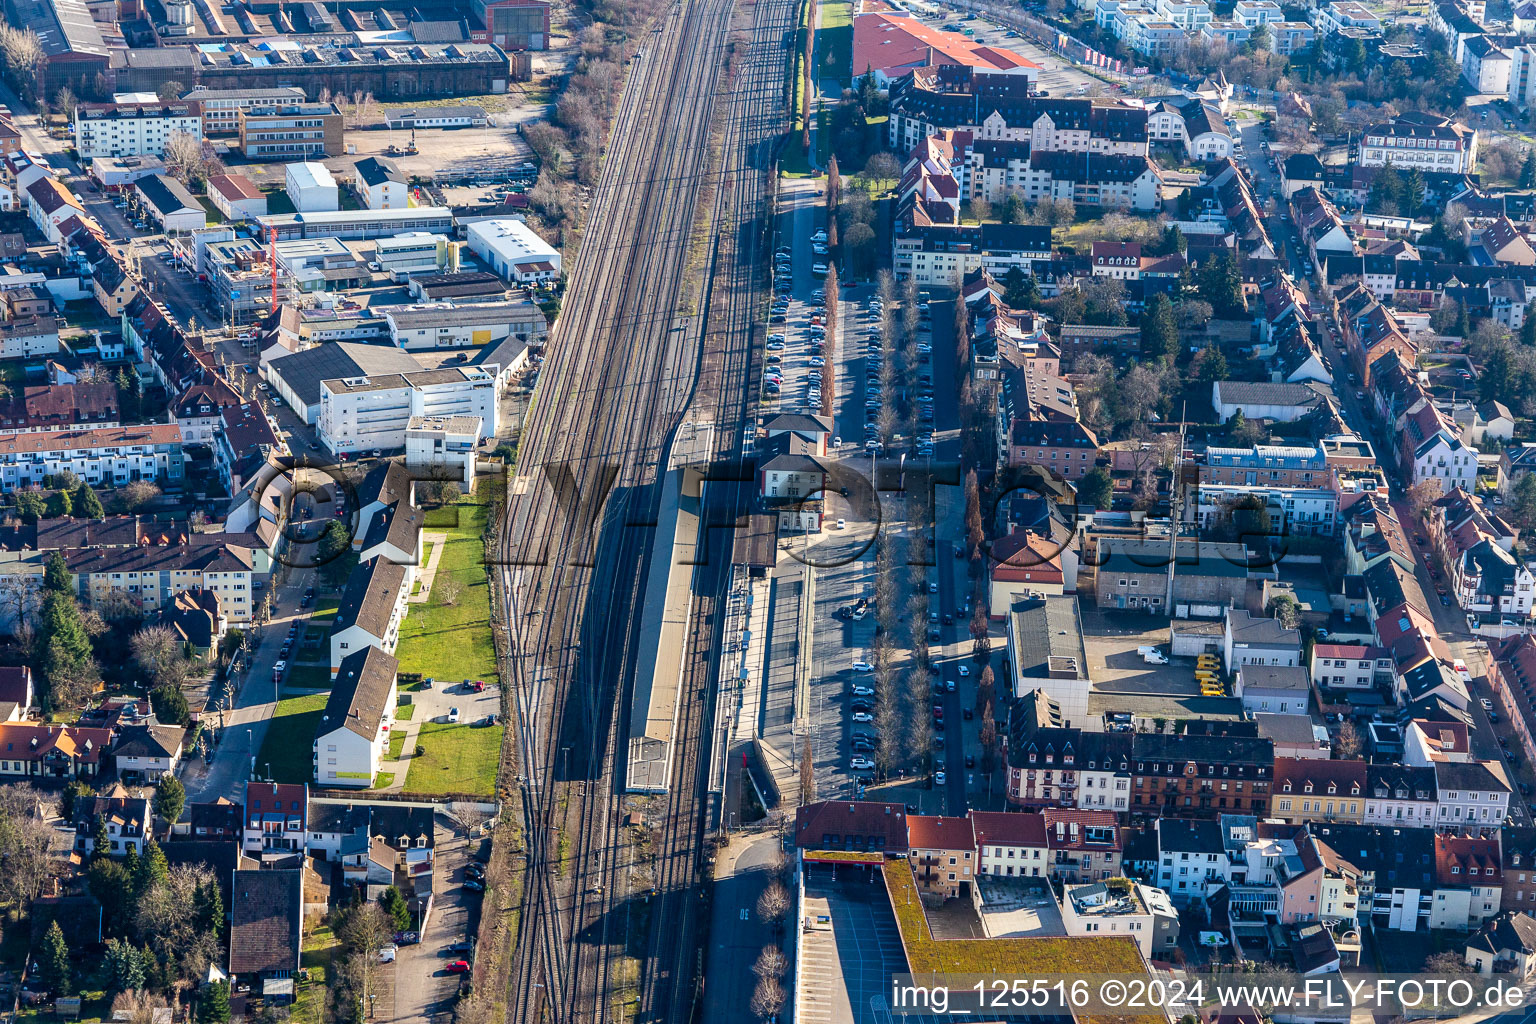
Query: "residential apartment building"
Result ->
[[1061, 881, 1180, 957], [972, 810, 1049, 877], [1435, 760, 1512, 825], [1128, 733, 1274, 814], [1191, 482, 1338, 536], [73, 100, 202, 160], [1363, 764, 1439, 826], [1359, 112, 1479, 174], [1269, 757, 1367, 824], [1313, 0, 1382, 35], [313, 646, 398, 788], [1003, 418, 1101, 480], [238, 103, 344, 160], [1310, 643, 1394, 690], [329, 557, 410, 675], [1043, 808, 1124, 882], [893, 222, 1054, 286], [0, 424, 184, 493], [242, 781, 308, 856], [908, 815, 977, 898]]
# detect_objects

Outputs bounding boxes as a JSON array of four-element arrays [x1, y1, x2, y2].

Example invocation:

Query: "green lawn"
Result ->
[[374, 772, 395, 789], [293, 923, 340, 1024], [388, 730, 408, 760], [407, 720, 501, 796], [816, 0, 854, 87], [310, 598, 339, 622], [395, 702, 417, 720], [285, 662, 331, 692], [254, 693, 327, 784], [394, 489, 497, 686]]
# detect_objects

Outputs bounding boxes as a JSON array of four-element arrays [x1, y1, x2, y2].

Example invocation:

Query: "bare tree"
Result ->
[[131, 625, 182, 682], [0, 26, 45, 102], [753, 945, 788, 980], [163, 131, 206, 183], [751, 976, 786, 1021], [1335, 719, 1363, 760], [435, 573, 465, 607], [755, 881, 790, 927]]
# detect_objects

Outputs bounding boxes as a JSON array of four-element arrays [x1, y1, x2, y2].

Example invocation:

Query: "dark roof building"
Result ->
[[229, 868, 303, 996]]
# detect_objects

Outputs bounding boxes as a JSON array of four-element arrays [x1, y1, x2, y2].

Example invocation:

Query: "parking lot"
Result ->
[[764, 239, 832, 415], [1080, 617, 1207, 697], [797, 872, 910, 1024]]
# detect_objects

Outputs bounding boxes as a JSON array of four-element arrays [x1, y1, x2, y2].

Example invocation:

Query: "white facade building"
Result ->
[[0, 424, 184, 493], [313, 646, 398, 788], [73, 101, 202, 160], [317, 366, 498, 453], [285, 162, 339, 213], [374, 232, 450, 280], [465, 218, 563, 284], [404, 415, 481, 484]]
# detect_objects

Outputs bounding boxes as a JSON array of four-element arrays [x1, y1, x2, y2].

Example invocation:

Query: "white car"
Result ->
[[379, 945, 398, 963], [852, 712, 874, 723], [852, 685, 875, 696], [1482, 698, 1495, 711], [958, 665, 970, 677], [850, 756, 875, 769], [809, 356, 825, 367], [448, 707, 460, 723], [934, 771, 947, 785], [928, 582, 938, 593], [853, 660, 874, 672], [766, 341, 785, 351]]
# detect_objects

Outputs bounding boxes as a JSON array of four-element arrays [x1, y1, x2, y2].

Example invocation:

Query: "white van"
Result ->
[[1137, 645, 1169, 665]]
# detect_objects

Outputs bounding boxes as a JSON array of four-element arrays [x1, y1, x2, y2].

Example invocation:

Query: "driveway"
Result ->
[[383, 816, 480, 1023], [382, 680, 501, 792]]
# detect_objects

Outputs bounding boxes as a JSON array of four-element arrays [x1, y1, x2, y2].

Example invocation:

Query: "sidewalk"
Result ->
[[407, 531, 449, 603]]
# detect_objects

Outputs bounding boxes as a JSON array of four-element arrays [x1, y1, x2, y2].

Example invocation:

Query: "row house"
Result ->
[[973, 810, 1049, 877], [909, 815, 978, 898], [1269, 757, 1368, 824], [1043, 808, 1123, 882], [1128, 733, 1274, 815], [1435, 759, 1512, 825], [1488, 635, 1536, 782], [887, 65, 1148, 155], [1307, 824, 1490, 932], [1363, 764, 1440, 827]]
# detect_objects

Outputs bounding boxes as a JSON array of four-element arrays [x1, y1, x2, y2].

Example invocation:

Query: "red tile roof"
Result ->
[[794, 800, 910, 854], [971, 810, 1047, 848], [1435, 834, 1502, 886], [907, 814, 977, 852], [853, 13, 1040, 78]]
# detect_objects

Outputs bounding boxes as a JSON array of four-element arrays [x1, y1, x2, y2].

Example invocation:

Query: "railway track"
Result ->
[[496, 0, 795, 1015]]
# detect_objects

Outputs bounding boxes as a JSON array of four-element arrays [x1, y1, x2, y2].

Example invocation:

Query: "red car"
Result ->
[[470, 680, 487, 692], [446, 960, 470, 975]]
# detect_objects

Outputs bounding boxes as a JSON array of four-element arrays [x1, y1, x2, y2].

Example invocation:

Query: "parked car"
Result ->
[[379, 945, 398, 963], [448, 707, 461, 723], [446, 960, 471, 975], [852, 660, 874, 672], [464, 878, 486, 892]]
